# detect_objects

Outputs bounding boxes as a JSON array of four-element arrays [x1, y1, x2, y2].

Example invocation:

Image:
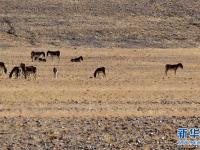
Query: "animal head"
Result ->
[[4, 67, 7, 74], [39, 58, 46, 62], [20, 63, 26, 68], [178, 63, 183, 69], [53, 67, 57, 73], [34, 57, 39, 60], [94, 71, 97, 78]]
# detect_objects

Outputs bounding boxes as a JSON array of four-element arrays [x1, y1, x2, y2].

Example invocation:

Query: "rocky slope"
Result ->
[[1, 0, 200, 48]]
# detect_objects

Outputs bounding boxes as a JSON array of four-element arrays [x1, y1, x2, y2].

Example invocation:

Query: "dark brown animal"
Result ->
[[0, 62, 7, 74], [31, 51, 45, 61], [47, 51, 60, 60], [94, 67, 106, 78], [165, 63, 183, 76], [71, 56, 83, 62], [53, 67, 58, 79], [20, 63, 37, 79], [9, 66, 21, 79]]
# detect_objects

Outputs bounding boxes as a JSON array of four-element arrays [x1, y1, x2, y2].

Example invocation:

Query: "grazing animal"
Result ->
[[9, 66, 21, 79], [47, 51, 60, 60], [94, 67, 106, 78], [26, 66, 37, 79], [31, 51, 45, 61], [0, 62, 7, 74], [71, 56, 83, 62], [20, 63, 37, 79], [34, 57, 46, 62], [165, 63, 183, 76], [53, 67, 58, 79]]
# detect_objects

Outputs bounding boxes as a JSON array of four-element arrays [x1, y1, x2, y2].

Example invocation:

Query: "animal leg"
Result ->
[[165, 70, 168, 76], [58, 57, 60, 63], [34, 73, 36, 79]]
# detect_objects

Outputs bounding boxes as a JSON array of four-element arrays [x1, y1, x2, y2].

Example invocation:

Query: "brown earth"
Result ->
[[1, 0, 200, 48], [0, 116, 197, 150]]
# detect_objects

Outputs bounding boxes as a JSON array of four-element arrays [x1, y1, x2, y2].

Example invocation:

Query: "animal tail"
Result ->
[[33, 67, 37, 79], [31, 51, 34, 59], [103, 70, 106, 77], [165, 65, 168, 76]]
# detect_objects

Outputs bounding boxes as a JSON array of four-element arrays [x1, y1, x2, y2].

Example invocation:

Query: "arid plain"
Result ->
[[2, 0, 200, 149], [1, 47, 200, 117], [1, 47, 200, 149]]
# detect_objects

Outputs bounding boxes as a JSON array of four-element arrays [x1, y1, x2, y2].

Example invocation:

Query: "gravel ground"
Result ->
[[0, 116, 198, 149]]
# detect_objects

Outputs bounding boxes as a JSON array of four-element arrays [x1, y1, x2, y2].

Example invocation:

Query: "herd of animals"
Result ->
[[0, 50, 106, 79], [0, 50, 183, 79]]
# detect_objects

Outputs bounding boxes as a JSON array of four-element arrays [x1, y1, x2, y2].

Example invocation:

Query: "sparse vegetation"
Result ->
[[0, 0, 200, 149], [1, 0, 200, 48], [3, 17, 17, 37], [0, 47, 200, 149]]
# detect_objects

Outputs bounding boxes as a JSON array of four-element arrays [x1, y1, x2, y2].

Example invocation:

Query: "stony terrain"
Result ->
[[0, 116, 198, 150]]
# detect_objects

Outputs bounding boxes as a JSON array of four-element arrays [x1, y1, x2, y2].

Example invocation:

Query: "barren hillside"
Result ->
[[1, 0, 200, 48]]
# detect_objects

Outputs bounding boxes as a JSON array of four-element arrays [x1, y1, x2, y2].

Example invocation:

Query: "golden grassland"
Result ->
[[0, 47, 200, 118]]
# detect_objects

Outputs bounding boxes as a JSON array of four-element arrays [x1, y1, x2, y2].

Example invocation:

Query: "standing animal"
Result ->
[[71, 56, 83, 62], [53, 67, 58, 79], [94, 67, 106, 78], [9, 66, 21, 79], [47, 51, 60, 60], [0, 62, 7, 74], [165, 63, 183, 76], [31, 51, 45, 61], [20, 63, 37, 79]]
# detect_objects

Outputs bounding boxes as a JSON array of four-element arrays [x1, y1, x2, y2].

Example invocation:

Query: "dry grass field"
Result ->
[[0, 47, 200, 149], [1, 47, 200, 118], [2, 0, 200, 149]]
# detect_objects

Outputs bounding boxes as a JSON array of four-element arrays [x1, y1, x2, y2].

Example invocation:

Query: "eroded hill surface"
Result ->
[[1, 0, 200, 48]]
